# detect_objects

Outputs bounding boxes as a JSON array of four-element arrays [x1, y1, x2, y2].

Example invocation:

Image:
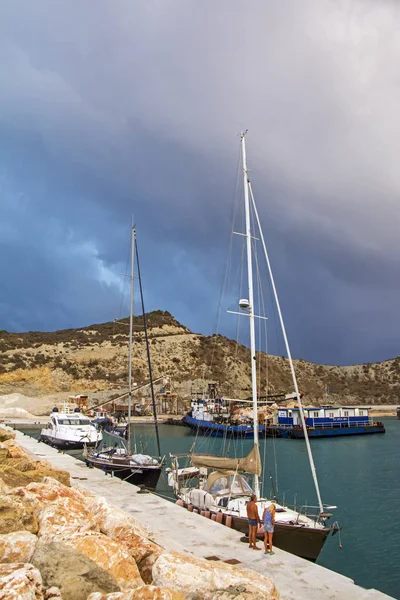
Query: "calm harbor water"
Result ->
[[24, 417, 400, 598]]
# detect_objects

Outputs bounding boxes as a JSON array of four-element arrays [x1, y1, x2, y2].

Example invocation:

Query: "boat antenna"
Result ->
[[240, 130, 260, 497], [135, 236, 162, 457], [127, 225, 135, 451], [247, 179, 325, 515]]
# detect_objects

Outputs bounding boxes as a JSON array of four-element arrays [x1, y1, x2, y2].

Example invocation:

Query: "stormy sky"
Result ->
[[0, 0, 399, 366]]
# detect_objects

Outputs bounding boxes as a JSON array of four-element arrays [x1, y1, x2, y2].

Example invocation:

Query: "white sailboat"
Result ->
[[85, 226, 165, 491], [168, 132, 339, 561]]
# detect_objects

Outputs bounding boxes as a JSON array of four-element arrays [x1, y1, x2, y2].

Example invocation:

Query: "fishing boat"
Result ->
[[84, 227, 165, 490], [40, 405, 102, 450], [182, 391, 299, 437], [168, 132, 340, 561]]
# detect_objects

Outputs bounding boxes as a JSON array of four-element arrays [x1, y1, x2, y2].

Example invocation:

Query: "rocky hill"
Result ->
[[0, 310, 399, 414]]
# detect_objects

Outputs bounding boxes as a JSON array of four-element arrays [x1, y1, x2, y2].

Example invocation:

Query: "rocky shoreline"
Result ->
[[0, 426, 279, 600]]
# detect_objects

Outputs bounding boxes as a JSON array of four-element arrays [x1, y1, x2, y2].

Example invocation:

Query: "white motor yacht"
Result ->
[[40, 406, 102, 449]]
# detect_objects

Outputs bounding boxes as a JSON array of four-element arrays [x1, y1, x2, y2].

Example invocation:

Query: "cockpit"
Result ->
[[205, 470, 254, 498]]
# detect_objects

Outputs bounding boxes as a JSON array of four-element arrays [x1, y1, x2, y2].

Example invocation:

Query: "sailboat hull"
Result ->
[[85, 455, 162, 491], [230, 514, 330, 562]]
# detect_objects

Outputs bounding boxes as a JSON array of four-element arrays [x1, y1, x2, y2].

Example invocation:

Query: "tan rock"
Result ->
[[88, 496, 162, 565], [0, 477, 9, 493], [138, 550, 163, 585], [63, 531, 144, 590], [44, 588, 62, 599], [0, 562, 43, 599], [0, 494, 39, 534], [0, 428, 16, 443], [26, 467, 70, 487], [0, 464, 70, 488], [152, 552, 279, 600], [38, 495, 96, 539], [0, 447, 11, 463], [0, 465, 36, 488], [86, 586, 186, 599], [6, 457, 38, 472], [0, 440, 29, 459], [0, 530, 37, 563], [8, 478, 86, 514], [32, 539, 120, 600]]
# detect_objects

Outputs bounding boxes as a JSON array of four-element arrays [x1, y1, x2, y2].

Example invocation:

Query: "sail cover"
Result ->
[[191, 444, 261, 476]]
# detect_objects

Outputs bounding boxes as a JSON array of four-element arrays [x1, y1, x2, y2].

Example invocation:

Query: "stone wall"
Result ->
[[0, 426, 279, 600]]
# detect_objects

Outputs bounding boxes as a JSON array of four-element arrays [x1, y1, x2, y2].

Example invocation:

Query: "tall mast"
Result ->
[[240, 131, 260, 497], [248, 182, 324, 515], [127, 226, 135, 450], [135, 238, 162, 457]]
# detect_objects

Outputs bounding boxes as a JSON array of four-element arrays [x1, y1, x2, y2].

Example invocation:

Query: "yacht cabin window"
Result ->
[[57, 418, 91, 426]]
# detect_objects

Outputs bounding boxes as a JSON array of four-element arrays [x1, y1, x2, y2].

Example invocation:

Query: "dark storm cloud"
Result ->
[[0, 0, 399, 365]]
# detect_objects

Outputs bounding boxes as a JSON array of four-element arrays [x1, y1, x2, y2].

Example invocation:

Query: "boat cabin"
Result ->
[[48, 408, 93, 428], [276, 406, 371, 427], [204, 471, 254, 498], [190, 398, 229, 421]]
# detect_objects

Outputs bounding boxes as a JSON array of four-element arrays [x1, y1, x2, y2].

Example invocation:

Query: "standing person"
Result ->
[[262, 503, 276, 555], [246, 494, 262, 550]]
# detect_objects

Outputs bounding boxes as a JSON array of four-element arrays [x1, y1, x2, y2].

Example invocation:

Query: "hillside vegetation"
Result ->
[[0, 311, 399, 408]]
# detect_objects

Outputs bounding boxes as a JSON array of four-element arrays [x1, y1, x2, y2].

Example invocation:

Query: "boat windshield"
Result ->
[[207, 473, 254, 496], [57, 418, 91, 426]]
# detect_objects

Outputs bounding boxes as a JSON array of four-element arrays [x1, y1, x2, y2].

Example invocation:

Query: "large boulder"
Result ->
[[0, 563, 43, 599], [0, 464, 70, 488], [5, 458, 39, 472], [0, 428, 16, 443], [152, 551, 279, 600], [0, 494, 39, 535], [32, 539, 120, 600], [43, 588, 62, 600], [87, 496, 162, 566], [25, 467, 70, 487], [0, 477, 9, 493], [8, 479, 90, 526], [0, 447, 11, 463], [1, 439, 31, 459], [37, 494, 97, 539], [86, 587, 186, 599], [61, 531, 144, 590], [0, 466, 37, 488], [0, 530, 37, 563]]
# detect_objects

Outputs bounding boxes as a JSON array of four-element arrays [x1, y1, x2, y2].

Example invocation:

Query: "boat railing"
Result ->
[[275, 418, 377, 430], [296, 504, 332, 525]]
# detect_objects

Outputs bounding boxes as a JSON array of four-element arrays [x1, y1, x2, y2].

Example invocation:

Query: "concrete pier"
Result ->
[[13, 430, 393, 600]]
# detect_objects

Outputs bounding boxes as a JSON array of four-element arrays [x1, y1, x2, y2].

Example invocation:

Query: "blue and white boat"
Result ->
[[275, 405, 385, 437], [182, 397, 256, 438]]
